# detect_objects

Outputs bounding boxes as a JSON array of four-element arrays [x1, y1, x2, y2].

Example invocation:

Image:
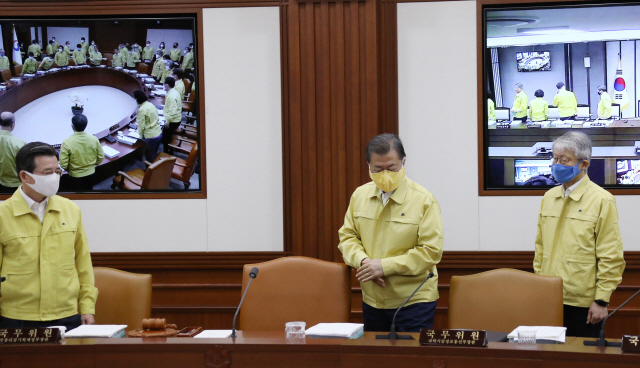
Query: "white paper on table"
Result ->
[[305, 323, 364, 338], [65, 324, 127, 338], [507, 326, 566, 343], [193, 330, 233, 338]]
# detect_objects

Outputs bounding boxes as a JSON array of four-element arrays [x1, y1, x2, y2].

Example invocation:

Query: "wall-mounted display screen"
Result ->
[[0, 15, 201, 196], [516, 51, 550, 72], [482, 2, 640, 192]]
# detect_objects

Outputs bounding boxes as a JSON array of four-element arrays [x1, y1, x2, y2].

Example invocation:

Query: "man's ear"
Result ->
[[581, 160, 590, 171]]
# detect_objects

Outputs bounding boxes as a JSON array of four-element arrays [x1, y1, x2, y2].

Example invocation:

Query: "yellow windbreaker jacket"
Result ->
[[533, 176, 625, 307]]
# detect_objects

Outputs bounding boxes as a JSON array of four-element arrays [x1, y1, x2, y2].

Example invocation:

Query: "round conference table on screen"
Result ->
[[0, 67, 164, 183]]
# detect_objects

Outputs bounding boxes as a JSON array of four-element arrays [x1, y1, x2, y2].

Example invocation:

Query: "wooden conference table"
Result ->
[[1, 332, 638, 368], [0, 67, 165, 183]]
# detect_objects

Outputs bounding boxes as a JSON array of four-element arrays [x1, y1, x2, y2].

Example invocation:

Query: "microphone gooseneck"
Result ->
[[584, 288, 640, 347], [230, 267, 260, 339], [376, 272, 435, 340]]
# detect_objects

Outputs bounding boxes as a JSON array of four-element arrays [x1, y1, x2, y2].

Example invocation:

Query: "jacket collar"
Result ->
[[11, 186, 62, 217], [367, 176, 409, 205], [552, 175, 591, 200]]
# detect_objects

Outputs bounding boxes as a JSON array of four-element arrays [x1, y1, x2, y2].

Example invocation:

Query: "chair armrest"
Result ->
[[117, 171, 143, 187], [144, 160, 153, 166], [168, 144, 190, 154], [174, 162, 188, 168], [175, 136, 197, 144]]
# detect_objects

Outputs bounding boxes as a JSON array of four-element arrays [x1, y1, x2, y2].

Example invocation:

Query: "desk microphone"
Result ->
[[0, 277, 5, 282], [230, 267, 259, 338], [584, 289, 640, 347], [376, 272, 434, 340]]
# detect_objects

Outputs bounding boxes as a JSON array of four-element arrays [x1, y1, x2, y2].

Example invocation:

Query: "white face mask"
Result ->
[[24, 171, 60, 197]]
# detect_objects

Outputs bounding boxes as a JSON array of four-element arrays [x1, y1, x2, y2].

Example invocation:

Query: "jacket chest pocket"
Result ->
[[562, 214, 597, 253], [1, 233, 40, 271], [353, 212, 378, 247], [48, 226, 78, 265], [385, 217, 420, 255]]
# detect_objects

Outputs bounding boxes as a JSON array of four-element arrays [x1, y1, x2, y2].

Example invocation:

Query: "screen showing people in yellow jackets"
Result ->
[[338, 134, 443, 333], [597, 85, 612, 120], [533, 131, 625, 338], [511, 82, 528, 123], [0, 142, 97, 330], [528, 89, 549, 122]]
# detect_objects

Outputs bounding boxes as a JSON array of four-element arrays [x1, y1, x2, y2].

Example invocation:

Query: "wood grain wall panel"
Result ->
[[284, 0, 385, 262], [95, 251, 640, 339]]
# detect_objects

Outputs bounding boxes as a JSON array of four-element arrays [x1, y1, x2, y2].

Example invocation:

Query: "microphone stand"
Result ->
[[584, 289, 640, 347], [230, 267, 259, 339], [376, 273, 434, 340]]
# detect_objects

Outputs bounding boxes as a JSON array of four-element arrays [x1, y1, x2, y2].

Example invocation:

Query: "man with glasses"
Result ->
[[0, 142, 97, 331], [338, 134, 444, 333], [534, 131, 625, 337]]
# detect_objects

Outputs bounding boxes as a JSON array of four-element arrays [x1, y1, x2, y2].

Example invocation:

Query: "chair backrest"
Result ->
[[141, 156, 176, 189], [104, 53, 113, 64], [68, 58, 76, 66], [13, 65, 22, 76], [35, 62, 41, 70], [183, 78, 192, 93], [93, 267, 152, 332], [136, 62, 148, 74], [239, 256, 351, 331], [182, 144, 199, 179], [0, 69, 11, 82], [448, 268, 563, 332]]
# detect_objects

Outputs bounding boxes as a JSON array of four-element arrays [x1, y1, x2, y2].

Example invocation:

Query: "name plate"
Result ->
[[622, 335, 640, 353], [0, 328, 62, 344], [419, 329, 487, 347]]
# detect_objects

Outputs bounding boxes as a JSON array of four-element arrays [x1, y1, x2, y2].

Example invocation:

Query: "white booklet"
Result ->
[[507, 326, 566, 343], [65, 325, 127, 338], [193, 330, 233, 338], [102, 145, 120, 158], [305, 323, 364, 339]]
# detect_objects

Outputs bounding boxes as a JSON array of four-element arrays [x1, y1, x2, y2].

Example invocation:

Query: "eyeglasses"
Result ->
[[551, 156, 577, 166]]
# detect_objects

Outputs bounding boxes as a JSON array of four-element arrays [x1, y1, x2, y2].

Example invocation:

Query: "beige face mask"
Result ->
[[369, 166, 405, 193]]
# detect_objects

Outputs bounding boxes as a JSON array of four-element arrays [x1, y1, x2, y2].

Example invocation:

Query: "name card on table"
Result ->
[[622, 335, 640, 353], [0, 328, 62, 344], [419, 329, 487, 347]]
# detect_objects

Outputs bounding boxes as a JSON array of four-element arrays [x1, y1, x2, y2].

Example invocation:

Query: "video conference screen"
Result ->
[[0, 15, 200, 195], [482, 2, 640, 190], [514, 159, 558, 186]]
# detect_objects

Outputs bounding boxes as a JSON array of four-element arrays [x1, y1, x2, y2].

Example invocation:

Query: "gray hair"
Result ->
[[0, 112, 15, 127], [553, 131, 592, 162], [515, 83, 523, 89], [597, 85, 607, 92]]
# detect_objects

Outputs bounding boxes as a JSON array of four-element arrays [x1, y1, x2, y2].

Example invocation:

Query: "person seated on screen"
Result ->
[[158, 42, 167, 56], [0, 112, 26, 193], [63, 41, 73, 57], [59, 115, 104, 191], [597, 85, 612, 120], [172, 68, 186, 101], [0, 49, 9, 70], [112, 48, 125, 68], [0, 141, 98, 331], [511, 82, 528, 123], [162, 76, 183, 153], [142, 41, 154, 61], [133, 90, 163, 162], [487, 98, 495, 123], [89, 46, 102, 66], [151, 50, 165, 79], [181, 46, 194, 71], [125, 49, 140, 69], [528, 89, 549, 122], [72, 44, 87, 65], [54, 46, 69, 67], [80, 37, 88, 55], [170, 42, 181, 62], [21, 53, 37, 75], [131, 43, 141, 59], [27, 40, 41, 60], [45, 40, 56, 56], [534, 131, 625, 338], [38, 56, 54, 71], [552, 82, 578, 121]]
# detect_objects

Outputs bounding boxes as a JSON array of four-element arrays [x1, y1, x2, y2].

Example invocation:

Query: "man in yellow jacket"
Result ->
[[338, 134, 443, 332], [511, 83, 528, 123], [151, 50, 165, 79], [597, 85, 612, 120], [45, 41, 56, 56], [72, 44, 87, 66], [21, 53, 37, 75], [27, 40, 41, 60], [552, 82, 578, 120], [170, 43, 181, 62], [0, 49, 8, 69], [0, 142, 98, 330], [142, 41, 154, 61], [528, 89, 549, 122], [38, 56, 54, 71], [59, 115, 104, 191], [54, 46, 69, 67], [112, 48, 125, 68], [133, 90, 163, 162], [487, 98, 496, 123], [533, 131, 625, 338]]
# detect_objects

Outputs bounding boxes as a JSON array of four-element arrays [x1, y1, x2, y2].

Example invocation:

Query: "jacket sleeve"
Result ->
[[137, 107, 148, 139], [594, 197, 625, 303], [95, 139, 105, 165], [338, 194, 369, 269], [533, 199, 544, 274], [74, 214, 98, 315], [380, 199, 444, 276], [59, 143, 70, 171]]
